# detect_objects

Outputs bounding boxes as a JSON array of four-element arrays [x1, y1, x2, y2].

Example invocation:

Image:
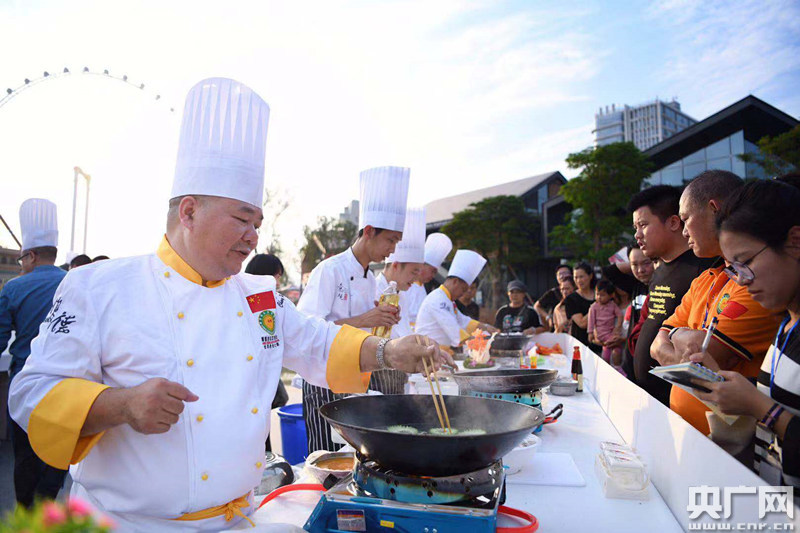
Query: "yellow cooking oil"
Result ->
[[372, 281, 399, 338]]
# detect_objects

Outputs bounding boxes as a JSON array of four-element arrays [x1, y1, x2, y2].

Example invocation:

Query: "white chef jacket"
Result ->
[[404, 282, 427, 328], [9, 238, 369, 532], [415, 286, 478, 346], [298, 248, 376, 325]]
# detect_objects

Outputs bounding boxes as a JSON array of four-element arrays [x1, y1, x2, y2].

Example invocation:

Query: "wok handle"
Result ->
[[497, 505, 539, 532], [543, 403, 564, 424]]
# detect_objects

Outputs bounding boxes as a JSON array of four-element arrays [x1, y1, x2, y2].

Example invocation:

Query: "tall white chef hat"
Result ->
[[172, 77, 271, 208], [387, 207, 425, 264], [448, 250, 486, 285], [19, 199, 58, 251], [424, 233, 452, 269], [358, 166, 410, 232]]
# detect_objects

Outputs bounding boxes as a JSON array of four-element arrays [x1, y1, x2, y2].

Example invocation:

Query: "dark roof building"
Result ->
[[425, 171, 566, 231], [644, 95, 798, 185]]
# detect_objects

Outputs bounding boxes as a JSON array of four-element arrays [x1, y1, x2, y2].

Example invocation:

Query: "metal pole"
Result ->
[[83, 175, 91, 254], [71, 167, 79, 252], [0, 214, 22, 249]]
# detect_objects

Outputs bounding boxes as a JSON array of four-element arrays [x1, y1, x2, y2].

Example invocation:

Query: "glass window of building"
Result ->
[[537, 186, 548, 212], [706, 137, 731, 160]]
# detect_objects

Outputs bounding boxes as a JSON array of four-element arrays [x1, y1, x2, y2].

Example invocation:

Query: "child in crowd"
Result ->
[[588, 280, 625, 374]]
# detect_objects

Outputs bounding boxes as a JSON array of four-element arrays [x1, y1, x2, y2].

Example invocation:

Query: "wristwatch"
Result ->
[[376, 337, 391, 369]]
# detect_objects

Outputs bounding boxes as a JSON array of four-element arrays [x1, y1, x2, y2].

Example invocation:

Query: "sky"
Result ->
[[1, 0, 798, 282]]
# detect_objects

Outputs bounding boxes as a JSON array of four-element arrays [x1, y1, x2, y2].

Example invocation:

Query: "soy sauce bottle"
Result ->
[[571, 346, 584, 393]]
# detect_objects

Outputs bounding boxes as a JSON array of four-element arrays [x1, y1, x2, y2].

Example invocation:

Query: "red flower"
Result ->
[[42, 501, 67, 526], [68, 498, 92, 518]]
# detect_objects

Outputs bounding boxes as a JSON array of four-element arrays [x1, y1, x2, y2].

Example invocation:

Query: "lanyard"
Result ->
[[770, 316, 800, 394], [702, 271, 731, 329]]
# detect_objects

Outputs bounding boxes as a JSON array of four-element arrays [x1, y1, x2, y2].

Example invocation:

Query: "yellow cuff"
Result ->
[[326, 325, 372, 394], [466, 320, 480, 334], [459, 329, 471, 342], [28, 378, 110, 469]]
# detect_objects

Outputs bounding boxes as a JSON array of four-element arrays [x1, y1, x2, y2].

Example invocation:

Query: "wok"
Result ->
[[452, 368, 559, 393], [489, 333, 533, 354], [319, 395, 544, 476]]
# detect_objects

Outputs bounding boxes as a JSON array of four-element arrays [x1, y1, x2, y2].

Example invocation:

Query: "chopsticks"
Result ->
[[417, 336, 452, 434]]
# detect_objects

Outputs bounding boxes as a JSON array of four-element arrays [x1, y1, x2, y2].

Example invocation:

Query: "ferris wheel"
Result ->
[[0, 67, 177, 256], [0, 66, 176, 113]]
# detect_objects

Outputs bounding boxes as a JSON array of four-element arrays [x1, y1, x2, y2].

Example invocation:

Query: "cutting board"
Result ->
[[505, 452, 586, 487]]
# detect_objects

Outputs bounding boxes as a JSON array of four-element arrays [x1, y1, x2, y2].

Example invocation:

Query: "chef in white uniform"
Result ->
[[298, 166, 410, 454], [8, 79, 447, 532], [415, 249, 497, 350], [372, 207, 426, 393], [377, 207, 426, 339], [405, 233, 452, 327]]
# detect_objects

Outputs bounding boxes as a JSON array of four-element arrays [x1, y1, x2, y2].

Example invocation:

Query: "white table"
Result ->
[[251, 376, 683, 532], [506, 383, 682, 532]]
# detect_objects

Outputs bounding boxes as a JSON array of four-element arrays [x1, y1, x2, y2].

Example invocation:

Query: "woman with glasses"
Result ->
[[692, 178, 800, 491]]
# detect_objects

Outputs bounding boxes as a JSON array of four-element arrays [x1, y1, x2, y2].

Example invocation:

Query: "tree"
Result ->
[[737, 125, 800, 177], [442, 195, 540, 312], [258, 185, 291, 255], [550, 142, 651, 263], [300, 216, 357, 274]]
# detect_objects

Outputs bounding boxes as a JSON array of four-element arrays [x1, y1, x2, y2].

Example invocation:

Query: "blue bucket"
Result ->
[[276, 403, 307, 465]]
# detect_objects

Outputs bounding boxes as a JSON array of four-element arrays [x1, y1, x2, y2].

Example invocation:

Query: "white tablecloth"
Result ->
[[250, 379, 683, 532]]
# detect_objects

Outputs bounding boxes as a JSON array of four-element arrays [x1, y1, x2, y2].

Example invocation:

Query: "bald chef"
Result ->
[[415, 249, 497, 349], [9, 78, 449, 532], [299, 166, 410, 454]]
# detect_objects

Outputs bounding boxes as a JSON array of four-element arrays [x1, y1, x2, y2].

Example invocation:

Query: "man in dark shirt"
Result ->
[[534, 264, 573, 330], [602, 243, 654, 380], [628, 186, 714, 406], [456, 280, 480, 321], [495, 280, 545, 334]]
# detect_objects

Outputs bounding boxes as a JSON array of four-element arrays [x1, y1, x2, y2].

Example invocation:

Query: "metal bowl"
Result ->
[[549, 379, 578, 396]]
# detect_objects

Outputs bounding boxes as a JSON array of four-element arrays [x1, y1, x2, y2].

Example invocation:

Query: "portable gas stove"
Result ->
[[462, 390, 547, 433], [465, 390, 542, 408], [304, 459, 506, 532]]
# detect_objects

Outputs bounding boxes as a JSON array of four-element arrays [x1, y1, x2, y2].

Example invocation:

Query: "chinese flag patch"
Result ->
[[721, 300, 748, 320], [247, 291, 276, 313]]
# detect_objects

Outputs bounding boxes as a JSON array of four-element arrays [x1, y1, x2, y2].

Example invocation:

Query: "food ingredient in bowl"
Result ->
[[314, 456, 355, 471]]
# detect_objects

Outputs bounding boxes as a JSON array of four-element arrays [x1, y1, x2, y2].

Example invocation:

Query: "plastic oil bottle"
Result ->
[[372, 281, 399, 338]]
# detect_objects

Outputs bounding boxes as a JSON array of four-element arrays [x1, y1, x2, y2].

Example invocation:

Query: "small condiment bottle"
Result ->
[[530, 346, 538, 368], [571, 346, 584, 392]]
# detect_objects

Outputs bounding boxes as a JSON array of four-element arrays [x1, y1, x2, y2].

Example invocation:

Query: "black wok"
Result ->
[[489, 333, 533, 354], [319, 395, 544, 476], [452, 368, 559, 393]]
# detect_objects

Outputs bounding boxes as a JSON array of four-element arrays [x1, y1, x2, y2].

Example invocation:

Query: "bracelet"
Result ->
[[376, 337, 391, 370], [668, 327, 683, 343], [760, 403, 785, 431]]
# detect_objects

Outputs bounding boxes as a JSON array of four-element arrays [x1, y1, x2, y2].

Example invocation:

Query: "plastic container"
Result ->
[[276, 403, 308, 465], [503, 434, 542, 475]]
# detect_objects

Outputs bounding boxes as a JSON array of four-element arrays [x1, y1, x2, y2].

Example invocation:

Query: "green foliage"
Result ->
[[300, 217, 357, 273], [737, 125, 800, 176], [550, 142, 651, 262], [442, 195, 540, 310]]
